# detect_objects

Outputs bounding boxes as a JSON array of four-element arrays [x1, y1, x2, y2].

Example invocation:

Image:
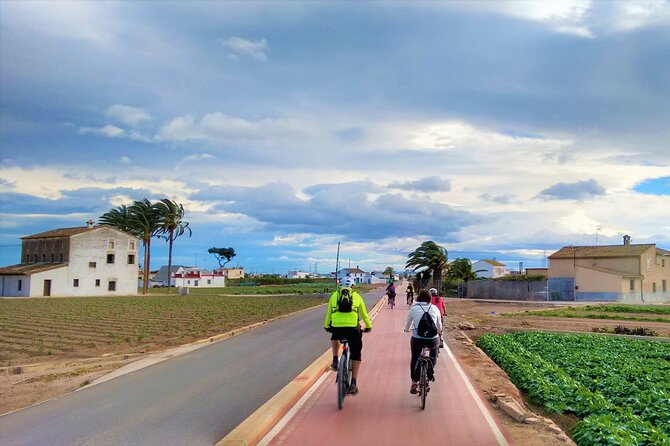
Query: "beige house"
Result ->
[[214, 267, 245, 279], [548, 235, 670, 302]]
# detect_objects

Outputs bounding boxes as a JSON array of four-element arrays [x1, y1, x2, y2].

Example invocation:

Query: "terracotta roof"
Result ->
[[479, 259, 506, 267], [549, 244, 655, 259], [21, 226, 97, 239], [0, 263, 68, 275]]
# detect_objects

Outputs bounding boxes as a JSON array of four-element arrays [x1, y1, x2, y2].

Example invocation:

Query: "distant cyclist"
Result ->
[[406, 282, 414, 305], [404, 289, 442, 394], [324, 277, 372, 395], [429, 288, 446, 348], [386, 281, 396, 307]]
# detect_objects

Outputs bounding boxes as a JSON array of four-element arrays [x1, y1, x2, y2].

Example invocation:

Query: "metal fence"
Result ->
[[459, 279, 549, 301]]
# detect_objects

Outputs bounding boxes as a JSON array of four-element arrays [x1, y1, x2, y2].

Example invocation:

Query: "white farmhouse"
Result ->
[[0, 222, 139, 297], [172, 267, 225, 288], [472, 259, 508, 279]]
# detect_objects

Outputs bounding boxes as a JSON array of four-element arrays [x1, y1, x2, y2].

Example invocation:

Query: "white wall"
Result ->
[[0, 275, 30, 297], [174, 275, 226, 288], [29, 267, 69, 297], [67, 227, 139, 296]]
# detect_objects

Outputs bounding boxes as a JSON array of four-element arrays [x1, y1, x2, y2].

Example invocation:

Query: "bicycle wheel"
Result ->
[[337, 354, 348, 409], [420, 361, 428, 410]]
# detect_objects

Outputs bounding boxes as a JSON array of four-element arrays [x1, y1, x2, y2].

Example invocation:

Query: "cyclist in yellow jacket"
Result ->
[[324, 277, 372, 395]]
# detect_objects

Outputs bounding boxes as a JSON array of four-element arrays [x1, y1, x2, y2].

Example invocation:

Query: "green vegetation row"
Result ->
[[0, 294, 327, 364], [227, 277, 334, 286], [566, 305, 670, 315], [188, 284, 335, 295], [477, 332, 670, 445], [516, 307, 670, 324]]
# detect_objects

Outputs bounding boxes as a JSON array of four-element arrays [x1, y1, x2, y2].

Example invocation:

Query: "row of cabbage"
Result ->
[[476, 332, 670, 445]]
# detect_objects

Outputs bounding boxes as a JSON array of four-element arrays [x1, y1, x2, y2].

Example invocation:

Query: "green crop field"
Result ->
[[0, 294, 327, 365], [477, 332, 670, 446], [511, 304, 670, 324]]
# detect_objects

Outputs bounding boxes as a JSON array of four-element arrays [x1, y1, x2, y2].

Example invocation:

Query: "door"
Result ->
[[43, 279, 51, 297]]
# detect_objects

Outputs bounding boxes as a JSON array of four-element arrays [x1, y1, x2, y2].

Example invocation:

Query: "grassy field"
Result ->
[[0, 294, 328, 366], [478, 332, 670, 445], [511, 304, 670, 324]]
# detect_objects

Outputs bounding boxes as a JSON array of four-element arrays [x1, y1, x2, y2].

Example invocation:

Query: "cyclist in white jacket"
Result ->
[[403, 289, 442, 394]]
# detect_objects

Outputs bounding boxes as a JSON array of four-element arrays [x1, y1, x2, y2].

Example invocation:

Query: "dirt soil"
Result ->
[[2, 298, 668, 445]]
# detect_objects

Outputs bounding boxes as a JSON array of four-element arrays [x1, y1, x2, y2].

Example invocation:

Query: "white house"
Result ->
[[287, 270, 310, 279], [0, 223, 140, 297], [172, 267, 226, 288], [472, 259, 508, 279]]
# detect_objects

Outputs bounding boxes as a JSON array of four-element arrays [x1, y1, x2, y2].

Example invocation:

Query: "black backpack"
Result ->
[[416, 304, 438, 338], [337, 288, 353, 313]]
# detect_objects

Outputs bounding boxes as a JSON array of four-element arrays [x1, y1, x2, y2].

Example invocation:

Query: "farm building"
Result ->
[[547, 235, 670, 302], [172, 267, 225, 288], [472, 259, 508, 279], [0, 222, 140, 297]]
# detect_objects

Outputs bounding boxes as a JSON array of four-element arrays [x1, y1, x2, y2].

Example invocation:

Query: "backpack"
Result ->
[[388, 284, 396, 295], [416, 304, 438, 338], [337, 288, 353, 313]]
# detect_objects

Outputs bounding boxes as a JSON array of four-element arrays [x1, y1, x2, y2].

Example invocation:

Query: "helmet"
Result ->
[[429, 288, 438, 295], [340, 277, 354, 288]]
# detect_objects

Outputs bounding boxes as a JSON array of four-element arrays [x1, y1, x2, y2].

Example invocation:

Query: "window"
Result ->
[[51, 254, 54, 262], [108, 240, 115, 249], [108, 280, 116, 291], [17, 279, 22, 291], [73, 279, 79, 287], [663, 280, 667, 292], [34, 255, 38, 263], [107, 254, 115, 264], [629, 279, 635, 291], [127, 254, 135, 265], [194, 280, 199, 286], [207, 280, 211, 285], [59, 253, 63, 262], [129, 241, 135, 250], [42, 254, 46, 262], [187, 280, 191, 285], [95, 279, 100, 287], [89, 261, 97, 268], [652, 282, 657, 292]]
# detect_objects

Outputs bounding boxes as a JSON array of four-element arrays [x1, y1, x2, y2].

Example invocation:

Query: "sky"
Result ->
[[1, 1, 669, 275]]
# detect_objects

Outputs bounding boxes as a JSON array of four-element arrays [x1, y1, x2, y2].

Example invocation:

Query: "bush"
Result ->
[[495, 274, 546, 282]]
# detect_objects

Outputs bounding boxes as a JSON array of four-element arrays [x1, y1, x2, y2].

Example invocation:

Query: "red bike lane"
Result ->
[[260, 290, 511, 446]]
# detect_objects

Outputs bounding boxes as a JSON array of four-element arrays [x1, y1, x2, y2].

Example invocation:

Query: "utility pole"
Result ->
[[595, 225, 602, 246]]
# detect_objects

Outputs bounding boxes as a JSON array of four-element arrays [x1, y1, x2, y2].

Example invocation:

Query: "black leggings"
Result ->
[[331, 326, 363, 361], [410, 337, 439, 382]]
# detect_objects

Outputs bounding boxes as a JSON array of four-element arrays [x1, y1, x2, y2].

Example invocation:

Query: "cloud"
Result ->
[[389, 176, 451, 192], [119, 156, 132, 164], [538, 178, 606, 200], [191, 181, 479, 242], [479, 193, 516, 204], [79, 125, 125, 138], [221, 37, 268, 61], [105, 104, 152, 126]]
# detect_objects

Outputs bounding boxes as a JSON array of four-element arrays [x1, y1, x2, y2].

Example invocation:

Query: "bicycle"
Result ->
[[416, 346, 435, 410], [387, 293, 396, 309], [406, 292, 414, 305], [335, 329, 368, 409]]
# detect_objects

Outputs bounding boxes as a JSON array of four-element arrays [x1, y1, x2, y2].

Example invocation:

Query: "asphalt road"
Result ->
[[0, 290, 384, 446]]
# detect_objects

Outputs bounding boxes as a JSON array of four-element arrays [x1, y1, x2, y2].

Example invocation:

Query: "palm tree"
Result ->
[[447, 258, 485, 282], [156, 199, 192, 294], [99, 205, 133, 233], [383, 266, 395, 281], [129, 199, 163, 294], [406, 241, 448, 289]]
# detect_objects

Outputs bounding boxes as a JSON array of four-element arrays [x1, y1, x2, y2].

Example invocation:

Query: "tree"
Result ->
[[99, 205, 133, 233], [405, 241, 448, 289], [208, 247, 236, 268], [383, 266, 395, 280], [447, 258, 485, 282], [156, 199, 192, 294]]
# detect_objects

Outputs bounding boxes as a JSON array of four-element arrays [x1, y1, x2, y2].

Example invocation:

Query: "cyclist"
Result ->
[[429, 287, 446, 348], [404, 289, 442, 394], [386, 281, 396, 307], [406, 282, 414, 305], [324, 277, 372, 395]]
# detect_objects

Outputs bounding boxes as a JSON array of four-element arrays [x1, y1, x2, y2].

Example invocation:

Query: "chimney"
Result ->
[[86, 219, 95, 228], [623, 235, 631, 246]]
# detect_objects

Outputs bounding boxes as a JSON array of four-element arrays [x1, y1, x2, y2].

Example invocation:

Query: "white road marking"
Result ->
[[444, 345, 510, 446]]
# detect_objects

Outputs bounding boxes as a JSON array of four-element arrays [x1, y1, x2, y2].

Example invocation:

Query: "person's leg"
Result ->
[[410, 337, 423, 382], [351, 359, 361, 379], [330, 331, 341, 369], [348, 327, 363, 394], [428, 337, 439, 380]]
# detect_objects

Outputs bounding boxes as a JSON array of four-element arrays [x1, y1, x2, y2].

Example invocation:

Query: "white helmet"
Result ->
[[429, 287, 438, 295], [340, 277, 354, 288]]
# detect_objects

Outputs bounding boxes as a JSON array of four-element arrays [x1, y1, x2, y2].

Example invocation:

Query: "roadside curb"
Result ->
[[216, 293, 387, 446]]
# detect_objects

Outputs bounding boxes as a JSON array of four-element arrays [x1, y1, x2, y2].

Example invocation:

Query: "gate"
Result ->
[[547, 278, 575, 301]]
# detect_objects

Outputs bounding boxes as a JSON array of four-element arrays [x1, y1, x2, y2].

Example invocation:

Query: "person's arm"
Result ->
[[404, 307, 414, 331], [324, 292, 335, 328], [356, 292, 372, 329], [432, 306, 443, 334]]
